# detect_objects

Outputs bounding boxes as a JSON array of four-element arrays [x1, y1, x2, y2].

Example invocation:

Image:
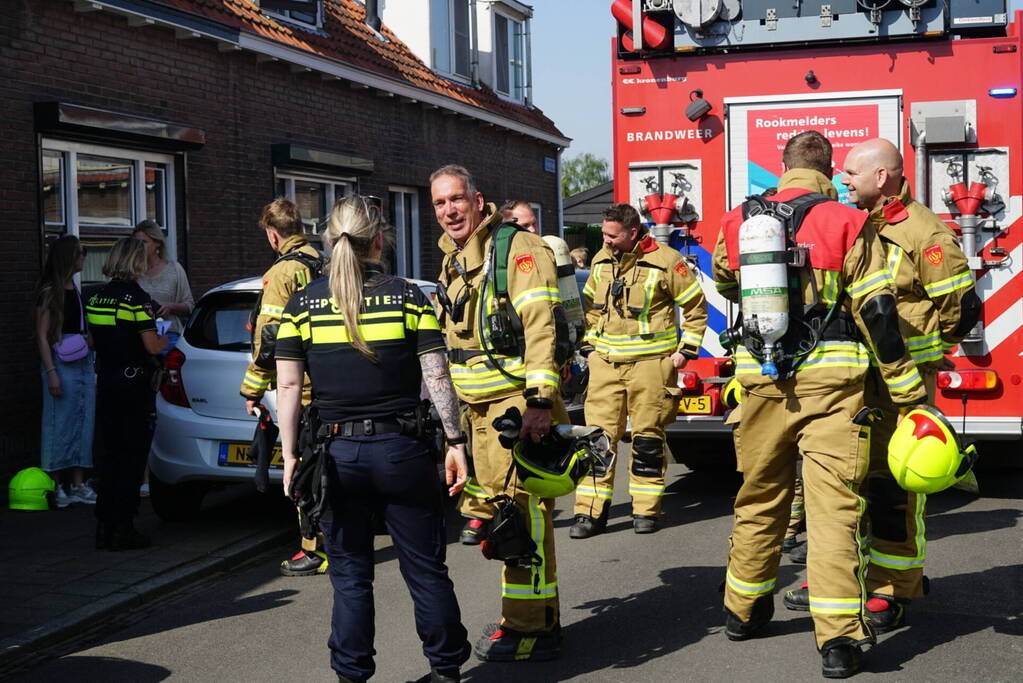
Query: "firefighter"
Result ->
[[840, 137, 979, 629], [239, 198, 325, 577], [570, 203, 707, 537], [431, 164, 568, 662], [713, 131, 929, 678]]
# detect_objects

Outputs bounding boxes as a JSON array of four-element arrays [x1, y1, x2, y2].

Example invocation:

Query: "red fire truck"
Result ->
[[609, 0, 1022, 467]]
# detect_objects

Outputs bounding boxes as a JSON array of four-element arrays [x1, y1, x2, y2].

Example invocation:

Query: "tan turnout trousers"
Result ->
[[573, 353, 679, 519], [861, 366, 938, 601], [725, 383, 872, 649], [465, 393, 568, 633]]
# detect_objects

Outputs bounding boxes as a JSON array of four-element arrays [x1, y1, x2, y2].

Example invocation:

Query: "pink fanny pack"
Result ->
[[53, 287, 89, 363]]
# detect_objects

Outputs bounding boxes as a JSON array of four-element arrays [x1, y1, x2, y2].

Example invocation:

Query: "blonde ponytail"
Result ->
[[324, 196, 386, 361]]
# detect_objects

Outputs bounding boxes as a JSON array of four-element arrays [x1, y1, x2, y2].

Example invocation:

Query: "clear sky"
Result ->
[[531, 0, 616, 165], [531, 1, 1023, 166]]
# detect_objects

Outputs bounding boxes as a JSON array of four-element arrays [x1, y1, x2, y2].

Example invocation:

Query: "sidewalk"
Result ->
[[0, 486, 293, 668]]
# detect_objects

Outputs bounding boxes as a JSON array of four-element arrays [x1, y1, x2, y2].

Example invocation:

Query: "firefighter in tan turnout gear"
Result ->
[[570, 203, 707, 538], [713, 131, 929, 678], [239, 199, 325, 577], [431, 165, 568, 662]]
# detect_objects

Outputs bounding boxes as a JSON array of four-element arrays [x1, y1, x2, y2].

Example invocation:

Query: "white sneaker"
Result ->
[[54, 485, 71, 508], [69, 482, 98, 504], [139, 483, 150, 498]]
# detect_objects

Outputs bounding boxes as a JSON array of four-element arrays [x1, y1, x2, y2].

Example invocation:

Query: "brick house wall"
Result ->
[[0, 0, 563, 481]]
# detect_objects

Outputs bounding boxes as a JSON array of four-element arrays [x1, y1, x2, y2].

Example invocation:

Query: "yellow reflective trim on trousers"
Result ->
[[869, 491, 927, 570], [674, 280, 702, 305], [576, 484, 613, 499], [628, 483, 664, 497], [502, 581, 558, 598], [498, 495, 556, 600], [512, 287, 560, 313], [526, 369, 560, 389], [850, 479, 869, 614], [924, 270, 973, 297], [885, 367, 923, 392], [637, 268, 659, 335], [848, 269, 892, 299], [808, 597, 862, 614], [725, 570, 776, 596], [311, 321, 405, 344]]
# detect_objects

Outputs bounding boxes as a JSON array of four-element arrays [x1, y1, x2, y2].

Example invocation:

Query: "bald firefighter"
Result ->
[[431, 164, 568, 662], [570, 203, 707, 537], [240, 198, 324, 577], [713, 131, 929, 678]]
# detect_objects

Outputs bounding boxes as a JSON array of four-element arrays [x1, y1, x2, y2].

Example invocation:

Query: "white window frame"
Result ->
[[431, 0, 473, 82], [389, 186, 422, 279], [492, 7, 527, 102], [274, 170, 357, 239], [261, 0, 323, 30], [529, 202, 542, 234], [41, 137, 178, 259]]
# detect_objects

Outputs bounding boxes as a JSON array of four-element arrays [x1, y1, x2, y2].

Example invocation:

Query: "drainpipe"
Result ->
[[470, 0, 479, 85], [524, 16, 533, 105], [914, 131, 927, 207], [557, 147, 565, 238]]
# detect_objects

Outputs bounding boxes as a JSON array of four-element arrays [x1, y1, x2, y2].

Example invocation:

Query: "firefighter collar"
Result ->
[[278, 233, 310, 256], [870, 179, 914, 230], [437, 203, 501, 274], [776, 168, 839, 199]]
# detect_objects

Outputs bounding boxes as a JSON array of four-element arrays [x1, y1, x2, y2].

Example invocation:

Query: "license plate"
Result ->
[[218, 442, 284, 468], [679, 395, 712, 415]]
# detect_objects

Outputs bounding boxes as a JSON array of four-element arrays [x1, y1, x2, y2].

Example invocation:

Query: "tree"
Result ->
[[561, 153, 611, 198]]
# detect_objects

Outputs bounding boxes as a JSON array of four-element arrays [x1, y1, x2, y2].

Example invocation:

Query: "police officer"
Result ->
[[712, 131, 929, 677], [431, 164, 568, 662], [842, 137, 980, 630], [275, 196, 471, 683], [86, 237, 168, 550], [239, 198, 325, 577], [571, 203, 707, 537]]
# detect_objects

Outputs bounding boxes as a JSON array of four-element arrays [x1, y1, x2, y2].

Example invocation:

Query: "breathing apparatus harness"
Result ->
[[720, 192, 852, 380]]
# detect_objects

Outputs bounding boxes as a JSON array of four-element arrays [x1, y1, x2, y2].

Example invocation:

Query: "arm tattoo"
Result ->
[[420, 350, 463, 438]]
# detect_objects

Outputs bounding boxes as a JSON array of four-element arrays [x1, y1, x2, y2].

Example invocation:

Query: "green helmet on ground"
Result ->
[[9, 467, 56, 511]]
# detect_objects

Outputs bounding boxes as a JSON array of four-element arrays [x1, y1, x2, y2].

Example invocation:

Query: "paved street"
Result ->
[[8, 454, 1023, 682]]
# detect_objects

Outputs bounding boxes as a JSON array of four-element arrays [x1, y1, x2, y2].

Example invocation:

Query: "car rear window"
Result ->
[[185, 291, 258, 351]]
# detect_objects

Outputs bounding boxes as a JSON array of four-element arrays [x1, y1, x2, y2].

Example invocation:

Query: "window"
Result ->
[[274, 171, 355, 247], [494, 11, 526, 100], [185, 290, 259, 352], [430, 0, 471, 79], [262, 0, 322, 28], [41, 139, 176, 283], [529, 202, 542, 234], [388, 187, 421, 279]]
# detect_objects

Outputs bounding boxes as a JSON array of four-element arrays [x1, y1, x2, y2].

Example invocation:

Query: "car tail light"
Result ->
[[677, 370, 699, 390], [937, 369, 998, 392], [160, 347, 189, 407]]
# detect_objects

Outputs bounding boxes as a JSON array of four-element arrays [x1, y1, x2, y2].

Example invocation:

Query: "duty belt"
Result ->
[[447, 348, 487, 364], [328, 419, 405, 437]]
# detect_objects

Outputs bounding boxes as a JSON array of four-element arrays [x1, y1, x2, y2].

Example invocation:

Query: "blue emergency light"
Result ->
[[988, 88, 1017, 98]]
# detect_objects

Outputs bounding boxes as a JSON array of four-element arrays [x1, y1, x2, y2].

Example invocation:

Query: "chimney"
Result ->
[[366, 0, 382, 32]]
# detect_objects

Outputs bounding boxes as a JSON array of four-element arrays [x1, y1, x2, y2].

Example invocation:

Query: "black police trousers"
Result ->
[[322, 433, 469, 681], [94, 367, 155, 526]]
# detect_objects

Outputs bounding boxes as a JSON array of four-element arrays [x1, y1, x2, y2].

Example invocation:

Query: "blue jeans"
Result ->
[[323, 433, 469, 681], [40, 344, 96, 472]]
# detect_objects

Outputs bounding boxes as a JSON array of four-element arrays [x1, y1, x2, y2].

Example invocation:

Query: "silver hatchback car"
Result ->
[[149, 275, 437, 521]]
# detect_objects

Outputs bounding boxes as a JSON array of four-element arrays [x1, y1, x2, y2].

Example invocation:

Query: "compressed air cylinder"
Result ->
[[542, 235, 585, 343], [738, 213, 789, 377]]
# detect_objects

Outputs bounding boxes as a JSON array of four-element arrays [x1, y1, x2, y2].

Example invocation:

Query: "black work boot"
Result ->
[[724, 593, 774, 641], [820, 637, 863, 678], [280, 549, 327, 576], [632, 514, 658, 534], [783, 582, 809, 611], [409, 667, 460, 683], [473, 625, 560, 662], [459, 518, 490, 546], [865, 595, 906, 634], [111, 524, 151, 551], [782, 534, 799, 552], [569, 513, 607, 539], [790, 540, 807, 564], [95, 522, 115, 551]]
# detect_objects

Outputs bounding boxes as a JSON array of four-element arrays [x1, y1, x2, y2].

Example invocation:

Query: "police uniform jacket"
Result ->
[[869, 179, 981, 367], [583, 235, 708, 362], [240, 234, 320, 402], [437, 204, 562, 406], [274, 267, 444, 423], [85, 279, 157, 371], [712, 168, 927, 406]]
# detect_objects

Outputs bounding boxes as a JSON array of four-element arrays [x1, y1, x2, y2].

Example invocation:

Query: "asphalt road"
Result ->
[[16, 453, 1023, 682]]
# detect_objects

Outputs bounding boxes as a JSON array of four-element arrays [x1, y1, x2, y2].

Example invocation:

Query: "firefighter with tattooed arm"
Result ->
[[570, 202, 707, 537], [712, 131, 929, 678], [431, 164, 568, 662]]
